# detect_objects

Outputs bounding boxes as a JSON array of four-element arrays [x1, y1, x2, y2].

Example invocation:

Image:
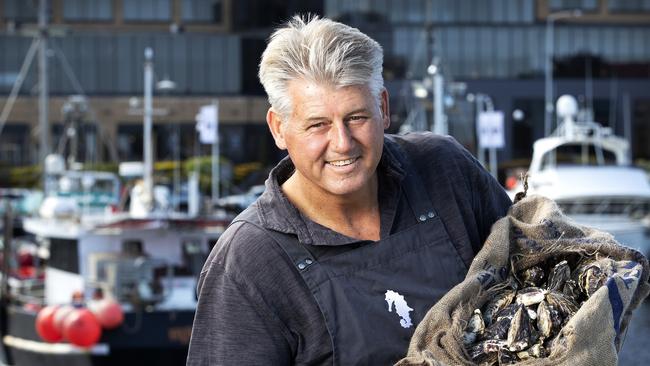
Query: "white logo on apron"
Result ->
[[385, 290, 414, 328]]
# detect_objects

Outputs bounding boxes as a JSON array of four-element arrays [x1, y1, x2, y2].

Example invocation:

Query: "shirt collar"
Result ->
[[256, 139, 405, 246]]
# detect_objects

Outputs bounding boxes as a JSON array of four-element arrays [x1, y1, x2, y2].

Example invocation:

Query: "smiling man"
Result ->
[[187, 15, 511, 366]]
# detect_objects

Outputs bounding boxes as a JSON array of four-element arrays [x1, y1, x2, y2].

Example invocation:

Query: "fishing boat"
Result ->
[[0, 48, 231, 366], [509, 94, 650, 253]]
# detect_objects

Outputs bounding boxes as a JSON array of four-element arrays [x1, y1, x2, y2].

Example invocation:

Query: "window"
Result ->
[[0, 124, 29, 165], [182, 0, 223, 23], [4, 0, 41, 22], [608, 0, 650, 12], [63, 0, 113, 21], [48, 238, 80, 273], [123, 0, 171, 21], [549, 0, 598, 11]]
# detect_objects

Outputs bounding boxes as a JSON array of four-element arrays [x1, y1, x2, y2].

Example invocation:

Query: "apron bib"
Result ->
[[262, 141, 470, 365]]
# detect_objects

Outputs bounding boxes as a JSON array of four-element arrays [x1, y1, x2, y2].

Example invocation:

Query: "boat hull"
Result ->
[[2, 305, 193, 366]]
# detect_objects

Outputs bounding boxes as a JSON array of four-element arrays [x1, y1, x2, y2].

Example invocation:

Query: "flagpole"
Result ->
[[211, 99, 220, 206]]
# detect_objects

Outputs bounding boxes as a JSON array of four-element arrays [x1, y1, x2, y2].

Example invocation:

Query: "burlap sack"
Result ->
[[396, 195, 650, 366]]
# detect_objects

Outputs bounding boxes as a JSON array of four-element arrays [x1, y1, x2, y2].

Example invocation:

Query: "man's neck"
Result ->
[[281, 174, 381, 241]]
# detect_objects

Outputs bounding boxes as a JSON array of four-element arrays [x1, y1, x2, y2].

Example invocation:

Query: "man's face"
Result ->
[[267, 79, 390, 199]]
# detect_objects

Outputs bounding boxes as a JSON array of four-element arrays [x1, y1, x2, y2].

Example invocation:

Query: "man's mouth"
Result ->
[[327, 157, 359, 167]]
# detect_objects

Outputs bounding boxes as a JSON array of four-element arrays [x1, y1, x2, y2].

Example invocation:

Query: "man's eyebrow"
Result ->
[[345, 108, 371, 116], [305, 115, 328, 121], [304, 108, 371, 121]]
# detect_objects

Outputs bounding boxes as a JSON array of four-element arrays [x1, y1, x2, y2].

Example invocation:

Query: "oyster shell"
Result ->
[[484, 316, 511, 340], [482, 290, 516, 326], [578, 262, 609, 298], [468, 339, 505, 364], [494, 303, 519, 321], [463, 309, 485, 345], [546, 290, 579, 319], [516, 287, 547, 307], [562, 279, 580, 299], [536, 300, 553, 338], [518, 342, 548, 360], [498, 348, 518, 364], [520, 265, 545, 287], [547, 260, 571, 291], [507, 304, 533, 352]]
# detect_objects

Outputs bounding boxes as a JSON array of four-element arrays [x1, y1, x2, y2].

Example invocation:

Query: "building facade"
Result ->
[[1, 0, 649, 184]]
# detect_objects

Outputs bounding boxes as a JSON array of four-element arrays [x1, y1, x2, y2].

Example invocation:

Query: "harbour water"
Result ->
[[600, 221, 650, 366], [620, 300, 650, 365]]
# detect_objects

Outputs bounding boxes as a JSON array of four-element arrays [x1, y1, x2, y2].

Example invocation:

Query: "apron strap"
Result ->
[[384, 138, 438, 223], [233, 210, 329, 285]]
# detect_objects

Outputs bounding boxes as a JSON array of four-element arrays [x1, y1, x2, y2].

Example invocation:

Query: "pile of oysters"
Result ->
[[463, 255, 610, 365]]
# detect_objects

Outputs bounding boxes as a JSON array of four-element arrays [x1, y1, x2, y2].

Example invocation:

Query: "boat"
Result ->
[[0, 49, 231, 365], [0, 188, 43, 238], [509, 94, 650, 255]]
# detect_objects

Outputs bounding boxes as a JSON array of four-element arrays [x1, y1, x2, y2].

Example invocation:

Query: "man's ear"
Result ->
[[380, 88, 390, 130], [266, 108, 287, 150]]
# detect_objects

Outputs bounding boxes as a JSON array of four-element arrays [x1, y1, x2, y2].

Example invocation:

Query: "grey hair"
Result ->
[[258, 15, 384, 119]]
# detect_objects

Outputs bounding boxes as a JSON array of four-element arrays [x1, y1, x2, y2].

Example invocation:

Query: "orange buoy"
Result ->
[[91, 298, 124, 329], [35, 305, 62, 342], [52, 305, 76, 336], [63, 308, 102, 348]]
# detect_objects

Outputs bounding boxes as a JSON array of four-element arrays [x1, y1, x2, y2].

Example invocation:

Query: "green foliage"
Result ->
[[0, 157, 267, 194]]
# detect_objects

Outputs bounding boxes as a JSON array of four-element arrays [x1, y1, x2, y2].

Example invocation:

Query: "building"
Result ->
[[1, 0, 649, 185]]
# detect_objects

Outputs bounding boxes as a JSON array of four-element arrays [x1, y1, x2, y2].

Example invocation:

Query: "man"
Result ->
[[187, 15, 511, 365]]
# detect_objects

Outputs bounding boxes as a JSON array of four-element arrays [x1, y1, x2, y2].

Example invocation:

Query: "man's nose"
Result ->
[[330, 122, 353, 152]]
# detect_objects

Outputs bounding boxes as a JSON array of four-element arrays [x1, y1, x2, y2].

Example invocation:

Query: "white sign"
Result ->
[[195, 104, 219, 144], [477, 111, 505, 149]]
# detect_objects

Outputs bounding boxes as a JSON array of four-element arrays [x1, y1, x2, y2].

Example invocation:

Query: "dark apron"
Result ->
[[260, 142, 469, 365]]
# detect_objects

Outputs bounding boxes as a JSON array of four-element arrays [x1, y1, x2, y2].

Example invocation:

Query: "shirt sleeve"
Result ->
[[186, 228, 293, 366], [467, 148, 513, 253]]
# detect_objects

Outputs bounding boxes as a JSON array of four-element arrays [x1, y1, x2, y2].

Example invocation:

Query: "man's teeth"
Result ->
[[328, 158, 356, 166]]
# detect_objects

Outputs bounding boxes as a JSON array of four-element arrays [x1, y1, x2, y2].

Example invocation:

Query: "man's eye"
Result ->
[[307, 122, 325, 130], [349, 116, 368, 122]]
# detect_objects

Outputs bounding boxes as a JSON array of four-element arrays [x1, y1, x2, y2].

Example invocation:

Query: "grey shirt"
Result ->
[[187, 133, 512, 365]]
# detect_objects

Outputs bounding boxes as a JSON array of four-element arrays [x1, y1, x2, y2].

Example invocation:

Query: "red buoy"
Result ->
[[91, 298, 124, 329], [35, 305, 62, 343], [63, 308, 102, 348], [52, 305, 76, 336]]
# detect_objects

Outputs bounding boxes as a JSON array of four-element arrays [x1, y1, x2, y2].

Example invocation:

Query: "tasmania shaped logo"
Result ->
[[385, 290, 413, 328]]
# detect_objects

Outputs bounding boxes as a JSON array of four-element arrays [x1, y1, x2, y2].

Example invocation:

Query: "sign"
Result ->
[[477, 111, 505, 149], [195, 104, 219, 144]]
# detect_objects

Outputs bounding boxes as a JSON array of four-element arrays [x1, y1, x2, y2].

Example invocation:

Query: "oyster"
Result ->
[[547, 260, 571, 291], [516, 287, 547, 307], [546, 291, 579, 319], [468, 339, 505, 364], [482, 290, 516, 326], [498, 348, 518, 364], [536, 300, 553, 338], [507, 304, 533, 352], [578, 262, 609, 298], [484, 316, 511, 340], [526, 306, 538, 320], [520, 266, 545, 287], [518, 342, 548, 360], [562, 279, 580, 299], [463, 309, 485, 345], [464, 256, 599, 364], [494, 303, 519, 321]]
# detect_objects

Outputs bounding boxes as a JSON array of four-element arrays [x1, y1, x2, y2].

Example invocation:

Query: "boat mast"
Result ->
[[38, 0, 51, 176], [143, 48, 154, 212]]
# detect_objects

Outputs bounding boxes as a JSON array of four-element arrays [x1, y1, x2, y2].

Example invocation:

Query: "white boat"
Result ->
[[509, 95, 650, 254]]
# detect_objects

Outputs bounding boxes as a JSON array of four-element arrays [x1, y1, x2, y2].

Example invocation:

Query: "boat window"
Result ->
[[121, 239, 147, 257], [542, 145, 617, 168], [48, 238, 79, 273]]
